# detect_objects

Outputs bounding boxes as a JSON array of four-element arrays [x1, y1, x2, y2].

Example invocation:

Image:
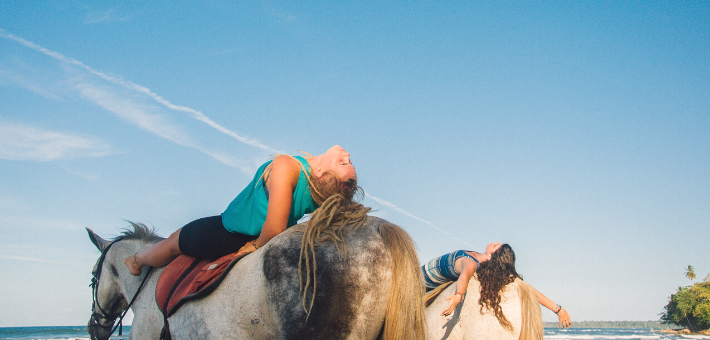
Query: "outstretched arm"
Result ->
[[441, 260, 476, 316], [534, 289, 571, 328]]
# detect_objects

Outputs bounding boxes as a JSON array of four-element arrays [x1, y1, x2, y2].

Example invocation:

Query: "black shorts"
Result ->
[[178, 215, 257, 260]]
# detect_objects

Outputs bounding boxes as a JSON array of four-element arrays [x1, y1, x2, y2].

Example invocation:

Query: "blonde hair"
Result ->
[[378, 222, 427, 339], [518, 279, 543, 340]]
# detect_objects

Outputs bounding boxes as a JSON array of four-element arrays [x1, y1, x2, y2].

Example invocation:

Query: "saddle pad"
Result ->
[[156, 252, 245, 317]]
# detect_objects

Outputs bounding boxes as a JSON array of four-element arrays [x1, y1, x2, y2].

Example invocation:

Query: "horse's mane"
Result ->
[[112, 221, 165, 243]]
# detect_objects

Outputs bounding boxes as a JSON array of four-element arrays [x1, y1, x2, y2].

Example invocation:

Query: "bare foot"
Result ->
[[124, 255, 142, 276]]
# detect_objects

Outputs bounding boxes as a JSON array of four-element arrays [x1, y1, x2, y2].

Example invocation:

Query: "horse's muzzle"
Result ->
[[87, 314, 115, 340]]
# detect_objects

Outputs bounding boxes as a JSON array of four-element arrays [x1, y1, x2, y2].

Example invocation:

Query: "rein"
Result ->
[[90, 241, 153, 337]]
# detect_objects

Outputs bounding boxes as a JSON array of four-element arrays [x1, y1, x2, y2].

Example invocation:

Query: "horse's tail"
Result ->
[[377, 222, 427, 340], [517, 280, 544, 340]]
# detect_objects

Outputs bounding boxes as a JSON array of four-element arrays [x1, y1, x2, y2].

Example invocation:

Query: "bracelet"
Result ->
[[251, 239, 260, 250], [554, 305, 562, 314], [454, 291, 466, 296]]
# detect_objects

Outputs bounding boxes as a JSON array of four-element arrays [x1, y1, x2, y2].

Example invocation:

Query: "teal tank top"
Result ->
[[221, 156, 318, 236]]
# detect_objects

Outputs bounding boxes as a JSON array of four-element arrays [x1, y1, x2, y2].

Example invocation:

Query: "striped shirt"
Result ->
[[422, 250, 480, 289]]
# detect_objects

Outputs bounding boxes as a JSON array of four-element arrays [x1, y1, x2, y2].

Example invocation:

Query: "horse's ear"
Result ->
[[86, 228, 110, 252]]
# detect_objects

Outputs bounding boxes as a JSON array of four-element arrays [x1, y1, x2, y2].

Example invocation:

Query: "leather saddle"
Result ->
[[155, 252, 246, 339]]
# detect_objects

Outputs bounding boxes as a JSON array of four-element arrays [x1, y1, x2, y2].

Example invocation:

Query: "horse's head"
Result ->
[[86, 228, 129, 340]]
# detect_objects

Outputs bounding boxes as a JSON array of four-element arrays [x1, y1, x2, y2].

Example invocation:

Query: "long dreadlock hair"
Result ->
[[300, 174, 370, 315], [477, 243, 522, 331], [262, 153, 371, 315]]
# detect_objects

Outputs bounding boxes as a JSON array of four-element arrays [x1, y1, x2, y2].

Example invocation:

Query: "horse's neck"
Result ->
[[107, 240, 164, 338], [112, 240, 162, 299]]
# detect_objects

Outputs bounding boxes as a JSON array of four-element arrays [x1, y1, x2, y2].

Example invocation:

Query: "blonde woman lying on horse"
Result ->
[[422, 243, 572, 328], [125, 145, 363, 275]]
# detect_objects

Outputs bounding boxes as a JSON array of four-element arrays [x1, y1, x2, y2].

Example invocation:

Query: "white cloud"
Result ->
[[0, 119, 112, 161], [200, 150, 260, 175], [75, 83, 194, 147], [75, 82, 271, 173], [0, 68, 63, 101], [0, 30, 280, 155]]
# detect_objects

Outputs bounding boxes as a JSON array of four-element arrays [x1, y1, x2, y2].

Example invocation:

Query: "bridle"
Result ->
[[89, 240, 153, 338]]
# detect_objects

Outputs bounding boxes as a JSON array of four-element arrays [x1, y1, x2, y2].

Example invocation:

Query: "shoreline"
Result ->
[[655, 328, 710, 336]]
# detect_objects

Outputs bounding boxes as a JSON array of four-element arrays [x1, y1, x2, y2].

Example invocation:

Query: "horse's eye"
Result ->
[[110, 265, 119, 277]]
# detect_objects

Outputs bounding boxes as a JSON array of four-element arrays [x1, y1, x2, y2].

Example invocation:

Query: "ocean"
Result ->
[[544, 328, 710, 340], [0, 326, 127, 340], [0, 327, 708, 340]]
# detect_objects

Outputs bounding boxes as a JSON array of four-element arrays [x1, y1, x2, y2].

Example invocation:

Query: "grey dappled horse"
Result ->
[[87, 216, 426, 340], [424, 277, 543, 340]]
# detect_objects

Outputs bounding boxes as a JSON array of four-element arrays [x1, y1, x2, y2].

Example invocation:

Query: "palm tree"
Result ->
[[685, 265, 696, 281]]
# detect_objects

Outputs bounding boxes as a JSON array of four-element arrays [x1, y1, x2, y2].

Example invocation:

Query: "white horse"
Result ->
[[87, 216, 426, 340], [424, 277, 543, 340]]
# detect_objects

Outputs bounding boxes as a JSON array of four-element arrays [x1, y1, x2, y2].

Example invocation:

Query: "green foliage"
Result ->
[[661, 273, 710, 332], [687, 265, 697, 281]]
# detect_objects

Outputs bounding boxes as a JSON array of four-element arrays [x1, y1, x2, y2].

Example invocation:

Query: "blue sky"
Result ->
[[1, 1, 708, 327]]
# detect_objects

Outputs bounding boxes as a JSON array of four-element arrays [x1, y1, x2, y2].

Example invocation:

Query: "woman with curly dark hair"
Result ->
[[422, 243, 571, 329]]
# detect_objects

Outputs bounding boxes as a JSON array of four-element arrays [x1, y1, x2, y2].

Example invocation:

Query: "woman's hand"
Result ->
[[557, 308, 571, 328], [235, 241, 257, 257], [441, 293, 464, 316]]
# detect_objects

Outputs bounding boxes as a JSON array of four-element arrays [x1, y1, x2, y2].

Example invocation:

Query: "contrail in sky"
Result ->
[[366, 192, 474, 248], [0, 29, 280, 155], [365, 192, 439, 230], [1, 29, 462, 243]]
